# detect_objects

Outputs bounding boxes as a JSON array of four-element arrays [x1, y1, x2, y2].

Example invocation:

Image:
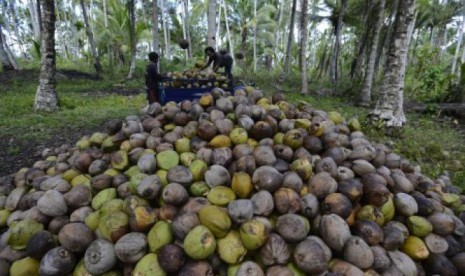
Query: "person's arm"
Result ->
[[202, 56, 214, 70]]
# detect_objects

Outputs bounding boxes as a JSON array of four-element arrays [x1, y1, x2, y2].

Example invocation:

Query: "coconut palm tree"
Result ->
[[80, 0, 102, 77], [371, 0, 416, 127], [281, 0, 297, 81], [301, 0, 309, 94], [152, 0, 160, 53], [34, 0, 60, 112], [127, 0, 136, 79], [0, 24, 15, 71], [328, 0, 348, 84], [207, 0, 216, 47], [359, 0, 386, 106]]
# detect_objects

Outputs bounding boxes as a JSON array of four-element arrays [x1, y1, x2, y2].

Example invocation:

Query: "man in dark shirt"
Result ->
[[145, 52, 162, 104], [202, 47, 234, 84]]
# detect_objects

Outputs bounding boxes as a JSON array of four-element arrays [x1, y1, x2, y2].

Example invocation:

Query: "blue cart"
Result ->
[[158, 77, 238, 105]]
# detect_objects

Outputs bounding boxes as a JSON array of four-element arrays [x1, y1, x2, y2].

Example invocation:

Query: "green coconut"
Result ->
[[217, 230, 247, 264], [199, 205, 231, 238], [148, 221, 173, 253], [401, 236, 430, 261], [189, 181, 210, 197], [328, 111, 344, 124], [290, 158, 313, 181], [156, 150, 180, 170], [283, 129, 304, 150], [100, 199, 125, 217], [133, 253, 166, 276], [97, 211, 129, 243], [7, 220, 44, 250], [183, 225, 216, 260], [0, 209, 10, 228], [356, 205, 385, 226], [85, 211, 100, 231], [380, 196, 395, 222], [189, 160, 208, 182], [348, 118, 361, 131], [180, 152, 196, 167], [207, 186, 236, 206], [10, 257, 40, 276], [90, 132, 108, 145], [406, 216, 433, 238], [229, 128, 248, 145], [111, 150, 129, 170], [239, 219, 268, 250], [92, 188, 117, 210], [231, 172, 253, 199], [175, 138, 191, 153]]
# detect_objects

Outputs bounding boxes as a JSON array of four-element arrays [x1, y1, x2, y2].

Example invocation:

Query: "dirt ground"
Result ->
[[0, 69, 142, 177]]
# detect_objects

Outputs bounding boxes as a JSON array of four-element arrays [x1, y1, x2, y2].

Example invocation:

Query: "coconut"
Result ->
[[343, 236, 374, 269], [217, 230, 247, 264], [158, 244, 185, 273], [26, 230, 57, 260], [293, 238, 328, 274], [133, 253, 166, 276], [308, 172, 338, 200], [273, 188, 301, 214], [259, 233, 291, 266], [40, 247, 76, 276], [252, 166, 283, 192], [114, 232, 147, 263], [58, 222, 95, 252], [276, 214, 310, 243], [147, 221, 173, 252], [183, 225, 216, 260], [251, 190, 274, 216], [236, 261, 265, 276], [227, 199, 254, 224], [199, 205, 231, 238], [320, 214, 351, 252]]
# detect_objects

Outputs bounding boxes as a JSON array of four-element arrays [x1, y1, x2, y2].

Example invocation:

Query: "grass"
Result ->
[[1, 64, 464, 189], [0, 67, 146, 143]]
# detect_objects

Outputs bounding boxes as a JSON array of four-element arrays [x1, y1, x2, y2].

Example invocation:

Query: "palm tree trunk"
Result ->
[[1, 32, 20, 70], [80, 0, 102, 77], [9, 0, 24, 57], [152, 0, 160, 53], [350, 0, 374, 80], [34, 0, 59, 112], [371, 0, 416, 128], [0, 25, 14, 71], [375, 0, 398, 76], [36, 0, 42, 39], [103, 0, 113, 68], [181, 0, 188, 60], [329, 0, 348, 84], [274, 0, 284, 57], [452, 14, 465, 75], [28, 0, 40, 41], [300, 0, 309, 94], [184, 0, 192, 59], [253, 0, 257, 72], [281, 0, 297, 81], [359, 0, 386, 106], [207, 0, 216, 47], [127, 0, 137, 80], [217, 0, 222, 50], [161, 0, 171, 59], [223, 0, 233, 57]]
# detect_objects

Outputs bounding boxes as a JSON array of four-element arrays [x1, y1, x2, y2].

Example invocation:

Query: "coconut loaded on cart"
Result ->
[[158, 69, 242, 105]]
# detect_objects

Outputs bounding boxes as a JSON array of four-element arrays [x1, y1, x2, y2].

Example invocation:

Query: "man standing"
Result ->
[[202, 47, 234, 84], [145, 52, 162, 104]]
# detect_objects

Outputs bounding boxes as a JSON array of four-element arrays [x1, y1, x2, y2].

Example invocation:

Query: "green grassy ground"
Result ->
[[1, 65, 464, 188]]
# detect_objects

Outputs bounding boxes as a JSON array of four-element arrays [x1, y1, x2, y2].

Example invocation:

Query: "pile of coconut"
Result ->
[[1, 87, 464, 276]]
